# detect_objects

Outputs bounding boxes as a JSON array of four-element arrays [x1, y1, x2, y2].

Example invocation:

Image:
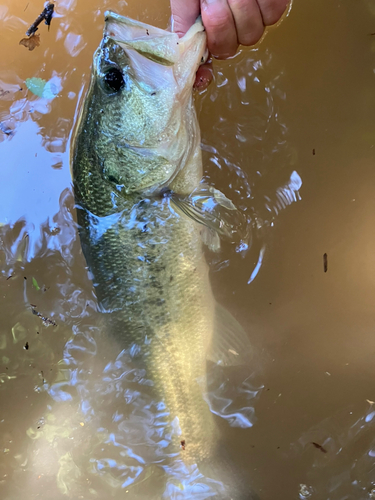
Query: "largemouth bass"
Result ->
[[72, 11, 254, 499]]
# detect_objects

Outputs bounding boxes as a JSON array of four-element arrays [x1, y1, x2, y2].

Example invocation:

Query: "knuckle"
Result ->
[[204, 13, 233, 33], [171, 13, 189, 37], [224, 46, 238, 58], [208, 40, 237, 59], [239, 26, 264, 46], [259, 0, 288, 25], [228, 0, 249, 11]]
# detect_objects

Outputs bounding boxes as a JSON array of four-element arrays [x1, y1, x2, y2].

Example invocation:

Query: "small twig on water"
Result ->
[[26, 3, 54, 37], [31, 306, 57, 327], [311, 442, 327, 453]]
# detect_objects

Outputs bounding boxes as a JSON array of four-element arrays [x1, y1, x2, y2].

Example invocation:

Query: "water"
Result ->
[[1, 0, 375, 498]]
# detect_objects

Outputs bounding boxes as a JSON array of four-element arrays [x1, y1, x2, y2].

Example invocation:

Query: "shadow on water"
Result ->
[[1, 0, 375, 499]]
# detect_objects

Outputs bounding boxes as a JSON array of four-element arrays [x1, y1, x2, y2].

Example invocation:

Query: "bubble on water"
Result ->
[[0, 5, 27, 31], [64, 33, 87, 57], [365, 411, 375, 423], [58, 0, 78, 15], [248, 245, 265, 284], [11, 323, 27, 343], [0, 5, 8, 20], [57, 451, 82, 495], [299, 483, 313, 499], [163, 461, 226, 499], [0, 335, 7, 350], [369, 488, 375, 498], [203, 366, 262, 429], [43, 138, 66, 153], [264, 170, 302, 216]]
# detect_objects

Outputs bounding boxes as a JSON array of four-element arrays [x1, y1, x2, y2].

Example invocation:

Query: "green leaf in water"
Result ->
[[25, 77, 58, 99], [32, 277, 40, 291]]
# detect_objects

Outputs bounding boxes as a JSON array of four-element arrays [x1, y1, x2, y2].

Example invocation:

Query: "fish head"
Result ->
[[73, 12, 206, 201]]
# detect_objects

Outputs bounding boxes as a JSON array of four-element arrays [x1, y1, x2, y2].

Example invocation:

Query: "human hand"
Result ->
[[171, 0, 289, 88]]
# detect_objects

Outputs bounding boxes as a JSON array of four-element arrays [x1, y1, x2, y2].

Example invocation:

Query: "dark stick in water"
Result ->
[[311, 442, 327, 453], [31, 307, 57, 327], [323, 253, 328, 273], [26, 3, 54, 37]]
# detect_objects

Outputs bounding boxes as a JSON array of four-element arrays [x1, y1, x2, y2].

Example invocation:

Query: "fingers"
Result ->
[[171, 0, 200, 37], [201, 0, 238, 58], [194, 62, 214, 90], [200, 0, 289, 58], [228, 0, 264, 46], [170, 0, 289, 89], [257, 0, 289, 26]]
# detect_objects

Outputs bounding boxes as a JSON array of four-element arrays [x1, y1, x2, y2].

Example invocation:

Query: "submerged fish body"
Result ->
[[72, 12, 253, 499]]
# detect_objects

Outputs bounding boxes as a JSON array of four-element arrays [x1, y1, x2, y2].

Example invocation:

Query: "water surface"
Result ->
[[1, 0, 375, 499]]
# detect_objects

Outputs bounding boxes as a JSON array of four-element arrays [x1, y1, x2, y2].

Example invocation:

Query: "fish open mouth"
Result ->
[[103, 10, 206, 79], [104, 11, 182, 66]]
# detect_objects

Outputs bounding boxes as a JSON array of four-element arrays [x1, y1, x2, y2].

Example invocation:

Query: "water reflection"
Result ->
[[294, 404, 375, 498], [0, 185, 261, 498], [1, 1, 294, 495], [3, 0, 372, 498]]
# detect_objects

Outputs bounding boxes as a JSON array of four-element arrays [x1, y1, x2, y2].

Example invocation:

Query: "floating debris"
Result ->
[[299, 484, 313, 499], [0, 122, 13, 136], [323, 252, 328, 273], [24, 341, 29, 350], [25, 77, 58, 99], [25, 2, 54, 37], [311, 441, 327, 453], [19, 33, 40, 51], [180, 439, 186, 451], [20, 2, 54, 51], [32, 277, 40, 291], [31, 307, 57, 327]]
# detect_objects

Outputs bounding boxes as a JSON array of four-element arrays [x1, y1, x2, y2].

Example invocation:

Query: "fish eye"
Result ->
[[103, 67, 125, 93]]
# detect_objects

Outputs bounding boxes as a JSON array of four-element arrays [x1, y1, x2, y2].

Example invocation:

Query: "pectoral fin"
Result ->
[[207, 304, 253, 367], [171, 185, 249, 251], [200, 227, 221, 253]]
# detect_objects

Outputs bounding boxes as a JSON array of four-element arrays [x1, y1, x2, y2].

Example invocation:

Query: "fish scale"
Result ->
[[75, 184, 218, 465], [72, 12, 255, 498]]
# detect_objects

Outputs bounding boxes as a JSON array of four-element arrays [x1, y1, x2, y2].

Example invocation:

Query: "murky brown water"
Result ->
[[1, 0, 375, 499]]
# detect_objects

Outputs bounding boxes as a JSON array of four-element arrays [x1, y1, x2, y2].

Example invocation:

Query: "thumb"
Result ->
[[171, 0, 200, 37]]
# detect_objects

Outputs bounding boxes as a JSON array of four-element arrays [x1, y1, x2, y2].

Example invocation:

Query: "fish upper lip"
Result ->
[[104, 10, 169, 32]]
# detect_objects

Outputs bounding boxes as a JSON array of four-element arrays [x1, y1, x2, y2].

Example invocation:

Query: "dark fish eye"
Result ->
[[103, 67, 125, 93]]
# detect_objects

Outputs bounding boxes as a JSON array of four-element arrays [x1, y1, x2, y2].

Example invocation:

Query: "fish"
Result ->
[[72, 11, 255, 499]]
